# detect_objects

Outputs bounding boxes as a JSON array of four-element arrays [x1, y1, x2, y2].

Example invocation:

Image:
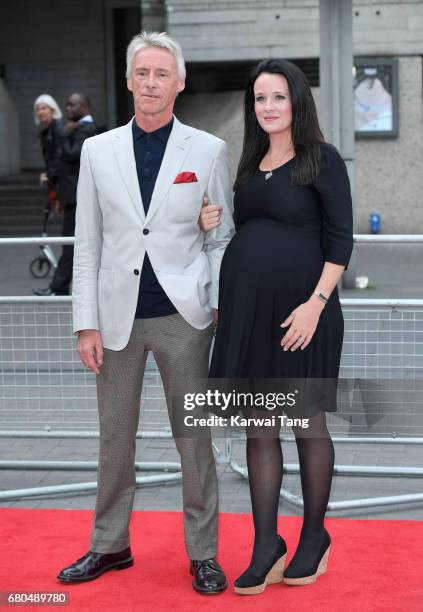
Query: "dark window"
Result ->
[[183, 58, 319, 94]]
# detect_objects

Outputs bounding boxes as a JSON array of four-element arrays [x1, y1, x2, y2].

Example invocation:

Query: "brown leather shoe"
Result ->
[[57, 548, 133, 583]]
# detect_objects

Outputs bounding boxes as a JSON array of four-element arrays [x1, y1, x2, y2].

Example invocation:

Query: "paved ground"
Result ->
[[1, 240, 423, 298], [0, 240, 422, 522]]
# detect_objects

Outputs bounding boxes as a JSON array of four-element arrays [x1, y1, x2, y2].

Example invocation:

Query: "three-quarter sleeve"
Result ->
[[314, 143, 354, 270]]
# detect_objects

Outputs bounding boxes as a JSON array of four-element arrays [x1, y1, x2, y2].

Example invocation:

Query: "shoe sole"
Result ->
[[234, 553, 287, 595], [283, 546, 330, 586], [57, 558, 134, 583]]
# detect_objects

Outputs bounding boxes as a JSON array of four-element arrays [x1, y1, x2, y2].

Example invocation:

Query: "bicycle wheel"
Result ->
[[29, 256, 52, 278]]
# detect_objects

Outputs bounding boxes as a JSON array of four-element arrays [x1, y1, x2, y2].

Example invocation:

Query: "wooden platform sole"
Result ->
[[283, 545, 330, 586], [234, 553, 287, 595]]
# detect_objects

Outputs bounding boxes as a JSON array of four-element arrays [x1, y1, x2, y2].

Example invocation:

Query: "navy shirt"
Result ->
[[132, 117, 178, 318]]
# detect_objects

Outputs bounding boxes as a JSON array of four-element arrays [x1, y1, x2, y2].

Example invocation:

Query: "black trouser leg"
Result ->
[[50, 203, 76, 295]]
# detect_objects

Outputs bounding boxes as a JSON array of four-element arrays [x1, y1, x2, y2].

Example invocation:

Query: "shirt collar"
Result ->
[[79, 114, 94, 123], [132, 116, 174, 143]]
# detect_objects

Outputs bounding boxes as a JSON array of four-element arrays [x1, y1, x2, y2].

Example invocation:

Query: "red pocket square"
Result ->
[[173, 171, 198, 184]]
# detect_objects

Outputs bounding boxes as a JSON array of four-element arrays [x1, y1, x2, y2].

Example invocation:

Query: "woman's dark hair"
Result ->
[[234, 59, 324, 191]]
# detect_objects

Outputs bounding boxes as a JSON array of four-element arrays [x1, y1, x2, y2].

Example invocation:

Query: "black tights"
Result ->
[[243, 409, 334, 575]]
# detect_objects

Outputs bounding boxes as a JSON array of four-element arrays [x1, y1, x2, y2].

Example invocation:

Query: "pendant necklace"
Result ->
[[263, 145, 294, 180]]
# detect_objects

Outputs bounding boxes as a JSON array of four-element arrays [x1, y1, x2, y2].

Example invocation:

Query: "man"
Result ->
[[33, 93, 98, 296], [57, 32, 234, 594]]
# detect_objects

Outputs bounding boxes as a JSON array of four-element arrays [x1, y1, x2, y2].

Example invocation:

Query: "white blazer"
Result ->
[[72, 116, 235, 350]]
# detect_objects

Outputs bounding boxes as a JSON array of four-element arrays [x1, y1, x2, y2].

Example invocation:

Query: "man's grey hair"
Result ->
[[126, 31, 186, 80]]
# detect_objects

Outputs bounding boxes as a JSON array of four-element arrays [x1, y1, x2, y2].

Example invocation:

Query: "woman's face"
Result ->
[[35, 103, 54, 125], [254, 72, 292, 136]]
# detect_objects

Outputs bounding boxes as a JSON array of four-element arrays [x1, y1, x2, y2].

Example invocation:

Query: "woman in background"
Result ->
[[34, 93, 63, 208], [201, 59, 353, 594]]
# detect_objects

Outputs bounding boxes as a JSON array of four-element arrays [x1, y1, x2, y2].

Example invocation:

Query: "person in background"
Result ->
[[33, 93, 63, 210], [33, 93, 98, 296]]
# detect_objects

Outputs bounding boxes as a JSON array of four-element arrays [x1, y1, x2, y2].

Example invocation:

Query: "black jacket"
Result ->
[[58, 120, 98, 205], [39, 119, 63, 185]]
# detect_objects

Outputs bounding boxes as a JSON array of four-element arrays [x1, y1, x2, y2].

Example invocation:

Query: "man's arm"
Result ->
[[72, 140, 102, 333], [72, 140, 105, 374], [203, 140, 235, 309], [61, 123, 94, 163]]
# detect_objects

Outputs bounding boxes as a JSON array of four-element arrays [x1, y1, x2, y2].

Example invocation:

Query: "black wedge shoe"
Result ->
[[234, 535, 287, 595], [283, 528, 331, 586]]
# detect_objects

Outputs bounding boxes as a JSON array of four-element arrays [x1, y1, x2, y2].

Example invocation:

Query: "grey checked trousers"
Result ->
[[90, 313, 218, 560]]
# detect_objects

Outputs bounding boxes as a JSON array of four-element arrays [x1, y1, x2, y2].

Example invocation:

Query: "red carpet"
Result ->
[[0, 509, 421, 611]]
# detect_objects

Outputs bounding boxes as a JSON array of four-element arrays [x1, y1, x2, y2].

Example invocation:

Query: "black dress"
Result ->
[[209, 142, 354, 417]]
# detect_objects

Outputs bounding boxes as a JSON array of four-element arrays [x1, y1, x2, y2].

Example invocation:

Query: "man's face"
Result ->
[[65, 95, 85, 121], [127, 47, 185, 118]]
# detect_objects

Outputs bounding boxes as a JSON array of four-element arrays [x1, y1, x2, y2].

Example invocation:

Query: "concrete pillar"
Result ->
[[319, 0, 356, 285], [141, 0, 166, 31], [0, 79, 20, 176], [319, 0, 354, 166]]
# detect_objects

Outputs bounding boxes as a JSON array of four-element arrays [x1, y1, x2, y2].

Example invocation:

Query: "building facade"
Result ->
[[0, 0, 422, 232]]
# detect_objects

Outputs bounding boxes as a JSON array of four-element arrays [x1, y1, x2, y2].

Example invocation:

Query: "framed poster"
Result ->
[[353, 58, 399, 137]]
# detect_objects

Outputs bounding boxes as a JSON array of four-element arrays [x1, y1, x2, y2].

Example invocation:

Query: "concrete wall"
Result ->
[[1, 0, 422, 232], [354, 55, 423, 234], [313, 55, 423, 233], [0, 0, 107, 169], [175, 55, 423, 234], [0, 80, 20, 176], [169, 0, 423, 234], [167, 0, 423, 60]]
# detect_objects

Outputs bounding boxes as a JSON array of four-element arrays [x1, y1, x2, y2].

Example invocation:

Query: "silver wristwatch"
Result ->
[[312, 291, 328, 304]]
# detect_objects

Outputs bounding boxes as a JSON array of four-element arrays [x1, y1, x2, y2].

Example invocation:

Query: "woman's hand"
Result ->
[[198, 196, 223, 232], [280, 297, 325, 351]]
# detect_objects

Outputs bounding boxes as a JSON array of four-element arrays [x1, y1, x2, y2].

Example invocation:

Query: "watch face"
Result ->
[[315, 292, 327, 302]]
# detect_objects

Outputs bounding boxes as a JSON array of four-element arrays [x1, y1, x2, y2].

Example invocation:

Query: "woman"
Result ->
[[34, 93, 63, 207], [202, 59, 353, 593]]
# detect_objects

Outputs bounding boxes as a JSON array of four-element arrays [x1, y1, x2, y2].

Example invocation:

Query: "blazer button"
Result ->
[[133, 269, 139, 275], [143, 228, 149, 235]]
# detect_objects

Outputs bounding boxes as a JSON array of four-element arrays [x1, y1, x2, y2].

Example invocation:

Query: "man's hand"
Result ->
[[63, 121, 80, 134], [76, 329, 104, 375], [199, 196, 223, 232]]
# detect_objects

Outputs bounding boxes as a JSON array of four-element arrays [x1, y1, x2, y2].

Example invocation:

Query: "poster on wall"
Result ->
[[353, 58, 399, 137]]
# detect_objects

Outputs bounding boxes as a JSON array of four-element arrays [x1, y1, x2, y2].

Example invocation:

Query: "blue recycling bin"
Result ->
[[370, 213, 381, 234]]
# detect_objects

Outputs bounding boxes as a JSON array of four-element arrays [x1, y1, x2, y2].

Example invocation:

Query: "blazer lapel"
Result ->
[[145, 117, 193, 224], [112, 119, 145, 222]]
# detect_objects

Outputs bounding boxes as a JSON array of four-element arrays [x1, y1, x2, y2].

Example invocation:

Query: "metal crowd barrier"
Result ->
[[227, 233, 423, 510], [0, 293, 184, 500], [1, 236, 423, 510], [227, 298, 423, 510]]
